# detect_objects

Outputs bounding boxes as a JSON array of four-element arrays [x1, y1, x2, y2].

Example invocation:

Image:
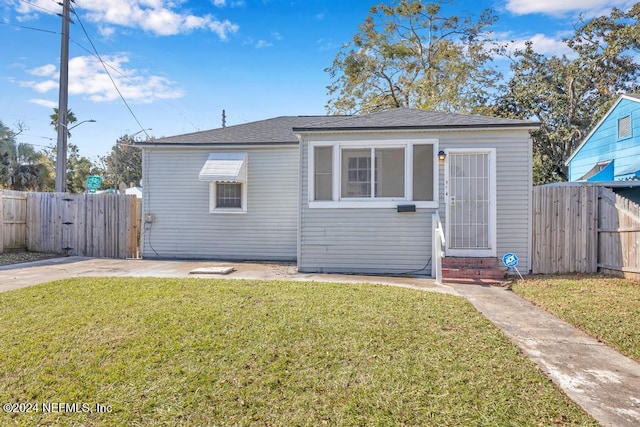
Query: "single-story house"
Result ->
[[138, 108, 538, 275]]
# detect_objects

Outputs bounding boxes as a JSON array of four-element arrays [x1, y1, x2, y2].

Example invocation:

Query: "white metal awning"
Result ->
[[198, 152, 247, 182], [578, 160, 613, 182]]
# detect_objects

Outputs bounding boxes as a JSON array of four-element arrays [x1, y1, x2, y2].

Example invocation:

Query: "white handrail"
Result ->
[[432, 211, 445, 284]]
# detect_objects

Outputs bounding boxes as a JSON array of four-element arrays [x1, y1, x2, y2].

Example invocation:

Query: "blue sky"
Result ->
[[0, 0, 637, 159]]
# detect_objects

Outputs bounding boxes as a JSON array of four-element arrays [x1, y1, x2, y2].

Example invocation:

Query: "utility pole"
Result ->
[[55, 0, 71, 193]]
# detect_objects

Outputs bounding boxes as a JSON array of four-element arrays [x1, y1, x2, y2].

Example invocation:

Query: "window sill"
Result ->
[[209, 208, 247, 214], [308, 200, 438, 209]]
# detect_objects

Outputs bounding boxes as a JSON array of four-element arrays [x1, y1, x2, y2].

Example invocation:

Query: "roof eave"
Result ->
[[136, 141, 299, 148], [293, 123, 540, 133]]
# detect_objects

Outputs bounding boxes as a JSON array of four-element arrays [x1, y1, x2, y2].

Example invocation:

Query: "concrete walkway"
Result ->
[[2, 257, 640, 425], [451, 283, 640, 427]]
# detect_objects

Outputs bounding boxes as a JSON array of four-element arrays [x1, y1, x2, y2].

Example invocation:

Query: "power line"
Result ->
[[21, 134, 55, 141], [68, 37, 201, 132], [0, 21, 58, 34], [18, 0, 60, 15], [69, 4, 151, 139], [8, 0, 200, 135]]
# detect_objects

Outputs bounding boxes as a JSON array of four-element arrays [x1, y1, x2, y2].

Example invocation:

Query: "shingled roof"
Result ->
[[293, 108, 538, 132], [139, 116, 349, 146], [139, 108, 538, 146]]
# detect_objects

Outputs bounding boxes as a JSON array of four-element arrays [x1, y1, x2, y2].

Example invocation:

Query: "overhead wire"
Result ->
[[4, 0, 60, 34], [7, 1, 201, 136], [68, 38, 201, 132], [18, 0, 60, 15], [69, 3, 151, 139], [0, 21, 58, 34]]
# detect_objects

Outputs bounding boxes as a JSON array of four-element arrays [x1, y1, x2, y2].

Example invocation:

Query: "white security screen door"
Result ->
[[445, 150, 496, 256]]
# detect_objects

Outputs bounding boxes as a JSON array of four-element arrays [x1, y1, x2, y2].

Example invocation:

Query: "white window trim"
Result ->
[[209, 182, 247, 214], [308, 139, 439, 209]]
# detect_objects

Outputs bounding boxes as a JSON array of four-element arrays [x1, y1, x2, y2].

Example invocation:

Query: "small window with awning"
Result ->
[[199, 152, 248, 213]]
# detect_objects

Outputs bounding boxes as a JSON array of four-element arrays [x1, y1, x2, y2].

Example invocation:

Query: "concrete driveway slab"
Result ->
[[0, 256, 455, 295]]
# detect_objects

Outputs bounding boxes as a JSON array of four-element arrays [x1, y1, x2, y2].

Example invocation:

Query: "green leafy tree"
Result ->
[[65, 143, 103, 193], [325, 0, 502, 114], [101, 134, 143, 192], [48, 109, 101, 192], [493, 4, 640, 184], [0, 120, 52, 191]]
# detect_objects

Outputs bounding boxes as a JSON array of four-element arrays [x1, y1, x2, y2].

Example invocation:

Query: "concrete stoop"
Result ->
[[441, 257, 506, 285]]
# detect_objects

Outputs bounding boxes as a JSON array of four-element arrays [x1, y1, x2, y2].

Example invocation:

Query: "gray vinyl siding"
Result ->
[[440, 131, 533, 272], [299, 129, 532, 274], [300, 209, 432, 274], [299, 133, 434, 274], [141, 146, 298, 261]]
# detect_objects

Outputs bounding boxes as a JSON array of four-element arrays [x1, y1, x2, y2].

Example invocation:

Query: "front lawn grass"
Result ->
[[0, 277, 595, 426], [513, 274, 640, 361]]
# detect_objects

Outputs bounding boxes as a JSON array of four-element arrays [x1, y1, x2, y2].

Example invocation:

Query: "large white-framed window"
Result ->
[[309, 140, 438, 208]]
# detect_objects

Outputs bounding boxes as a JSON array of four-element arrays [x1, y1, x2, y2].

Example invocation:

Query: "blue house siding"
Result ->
[[568, 96, 640, 181]]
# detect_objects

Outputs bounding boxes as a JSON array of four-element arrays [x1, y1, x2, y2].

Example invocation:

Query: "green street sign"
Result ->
[[86, 175, 102, 190], [88, 188, 96, 194]]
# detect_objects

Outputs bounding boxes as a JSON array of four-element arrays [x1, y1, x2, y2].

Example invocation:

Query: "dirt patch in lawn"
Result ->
[[0, 250, 59, 266]]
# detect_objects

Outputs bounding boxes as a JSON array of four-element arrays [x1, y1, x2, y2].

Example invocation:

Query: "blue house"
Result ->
[[566, 94, 640, 182]]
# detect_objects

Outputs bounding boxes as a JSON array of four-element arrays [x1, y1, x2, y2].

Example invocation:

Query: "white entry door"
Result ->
[[445, 149, 496, 257]]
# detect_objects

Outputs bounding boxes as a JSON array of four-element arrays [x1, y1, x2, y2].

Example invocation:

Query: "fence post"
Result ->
[[0, 190, 4, 255], [129, 195, 137, 258]]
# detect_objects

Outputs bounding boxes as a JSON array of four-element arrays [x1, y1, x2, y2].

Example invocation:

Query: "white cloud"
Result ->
[[30, 99, 58, 108], [504, 0, 637, 16], [20, 79, 58, 93], [27, 64, 57, 77], [316, 38, 337, 52], [20, 55, 185, 104], [212, 0, 244, 6], [14, 0, 57, 15], [505, 33, 574, 57], [12, 0, 239, 39], [255, 40, 272, 49], [97, 25, 116, 38]]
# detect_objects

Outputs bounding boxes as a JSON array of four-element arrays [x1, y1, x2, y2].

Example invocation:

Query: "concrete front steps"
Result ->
[[441, 257, 506, 285]]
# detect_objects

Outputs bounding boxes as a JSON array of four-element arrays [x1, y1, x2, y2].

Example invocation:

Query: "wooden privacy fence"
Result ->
[[532, 184, 640, 281], [4, 192, 142, 259], [532, 185, 598, 274], [26, 193, 138, 259], [598, 188, 640, 280], [0, 190, 28, 253]]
